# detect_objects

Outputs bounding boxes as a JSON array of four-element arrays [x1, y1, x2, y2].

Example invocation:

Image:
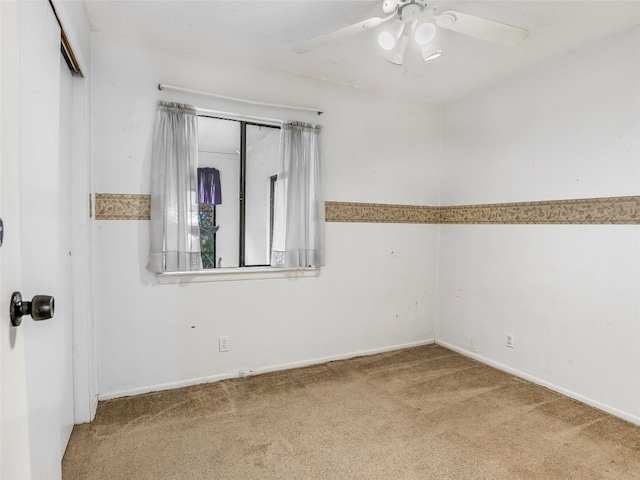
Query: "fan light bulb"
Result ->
[[421, 43, 443, 61], [378, 31, 396, 51], [378, 20, 405, 52], [414, 21, 436, 45], [423, 50, 442, 61]]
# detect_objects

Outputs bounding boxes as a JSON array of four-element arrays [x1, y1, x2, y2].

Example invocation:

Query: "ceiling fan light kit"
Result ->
[[294, 0, 529, 67], [379, 0, 441, 64]]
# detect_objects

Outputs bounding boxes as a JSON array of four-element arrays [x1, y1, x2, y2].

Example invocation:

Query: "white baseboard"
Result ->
[[435, 340, 640, 426], [98, 338, 436, 401]]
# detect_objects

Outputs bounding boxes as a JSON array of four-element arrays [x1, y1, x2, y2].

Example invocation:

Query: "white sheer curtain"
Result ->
[[148, 101, 202, 273], [271, 122, 325, 268]]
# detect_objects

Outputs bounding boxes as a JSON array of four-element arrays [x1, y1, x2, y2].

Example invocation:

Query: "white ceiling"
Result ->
[[83, 0, 640, 104]]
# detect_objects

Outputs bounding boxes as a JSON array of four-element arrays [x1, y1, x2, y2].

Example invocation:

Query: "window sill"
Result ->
[[155, 266, 320, 284]]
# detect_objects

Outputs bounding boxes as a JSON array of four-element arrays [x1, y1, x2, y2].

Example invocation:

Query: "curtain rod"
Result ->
[[158, 84, 323, 116]]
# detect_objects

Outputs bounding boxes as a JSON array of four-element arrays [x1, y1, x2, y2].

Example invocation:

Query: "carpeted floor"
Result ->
[[62, 344, 640, 479]]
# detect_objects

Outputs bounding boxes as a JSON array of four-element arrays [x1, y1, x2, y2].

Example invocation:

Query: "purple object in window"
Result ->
[[197, 167, 222, 205]]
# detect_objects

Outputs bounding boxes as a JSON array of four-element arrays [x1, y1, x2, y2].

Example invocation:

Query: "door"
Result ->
[[0, 1, 32, 478], [1, 1, 75, 478]]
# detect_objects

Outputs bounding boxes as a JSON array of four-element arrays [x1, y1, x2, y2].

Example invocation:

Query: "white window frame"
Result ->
[[155, 108, 320, 284]]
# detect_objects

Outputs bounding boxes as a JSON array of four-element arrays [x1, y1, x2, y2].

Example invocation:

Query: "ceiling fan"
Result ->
[[294, 0, 529, 65]]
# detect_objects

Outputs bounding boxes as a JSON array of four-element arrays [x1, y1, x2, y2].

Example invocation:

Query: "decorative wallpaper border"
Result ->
[[94, 194, 640, 225], [327, 197, 640, 224], [95, 194, 151, 220], [439, 196, 640, 225], [325, 202, 441, 224]]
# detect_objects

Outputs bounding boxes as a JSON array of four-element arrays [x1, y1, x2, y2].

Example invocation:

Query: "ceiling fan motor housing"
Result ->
[[383, 0, 428, 15], [398, 0, 428, 20]]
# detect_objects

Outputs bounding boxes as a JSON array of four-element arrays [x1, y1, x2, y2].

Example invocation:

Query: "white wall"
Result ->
[[91, 34, 441, 398], [438, 27, 640, 422]]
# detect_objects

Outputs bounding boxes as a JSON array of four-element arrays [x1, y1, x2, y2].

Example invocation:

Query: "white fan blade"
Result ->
[[294, 15, 394, 53], [435, 10, 529, 47]]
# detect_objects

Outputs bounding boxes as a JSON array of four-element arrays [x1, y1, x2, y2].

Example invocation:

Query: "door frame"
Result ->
[[50, 0, 97, 424]]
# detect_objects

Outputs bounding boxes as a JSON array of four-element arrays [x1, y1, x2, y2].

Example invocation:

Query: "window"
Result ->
[[148, 101, 324, 279], [197, 115, 280, 268]]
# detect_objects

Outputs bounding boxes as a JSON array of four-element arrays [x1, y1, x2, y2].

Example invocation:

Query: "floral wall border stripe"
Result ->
[[94, 194, 640, 225], [95, 194, 151, 220], [439, 196, 640, 225]]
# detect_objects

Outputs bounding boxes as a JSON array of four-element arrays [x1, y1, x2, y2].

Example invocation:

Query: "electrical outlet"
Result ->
[[505, 332, 515, 348], [219, 336, 229, 352]]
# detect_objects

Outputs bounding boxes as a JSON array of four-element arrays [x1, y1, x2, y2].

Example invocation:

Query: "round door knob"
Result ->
[[31, 295, 54, 321], [9, 292, 55, 327]]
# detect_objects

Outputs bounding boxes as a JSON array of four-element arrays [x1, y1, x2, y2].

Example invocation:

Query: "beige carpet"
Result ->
[[62, 345, 640, 479]]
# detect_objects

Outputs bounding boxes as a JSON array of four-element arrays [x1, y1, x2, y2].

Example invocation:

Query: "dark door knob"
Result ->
[[9, 292, 55, 327]]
